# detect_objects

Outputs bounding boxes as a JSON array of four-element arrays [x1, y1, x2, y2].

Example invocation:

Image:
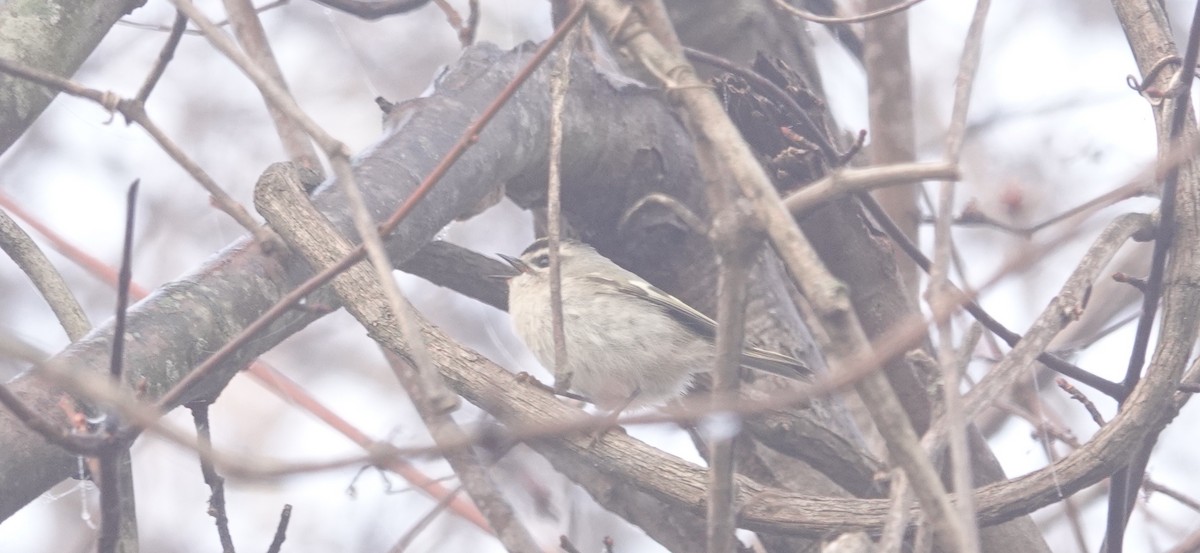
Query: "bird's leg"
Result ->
[[515, 372, 589, 402], [587, 388, 641, 448]]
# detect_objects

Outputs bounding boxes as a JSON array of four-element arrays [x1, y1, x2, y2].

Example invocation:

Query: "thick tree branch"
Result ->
[[0, 0, 144, 154]]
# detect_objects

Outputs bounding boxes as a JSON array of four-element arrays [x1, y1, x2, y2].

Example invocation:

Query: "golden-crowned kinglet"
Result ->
[[500, 238, 810, 409]]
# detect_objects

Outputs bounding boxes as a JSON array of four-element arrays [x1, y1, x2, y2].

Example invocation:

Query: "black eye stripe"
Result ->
[[532, 253, 550, 268], [521, 237, 551, 256]]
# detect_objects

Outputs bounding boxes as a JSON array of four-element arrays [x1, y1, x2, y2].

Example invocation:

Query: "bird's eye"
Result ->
[[531, 253, 550, 268]]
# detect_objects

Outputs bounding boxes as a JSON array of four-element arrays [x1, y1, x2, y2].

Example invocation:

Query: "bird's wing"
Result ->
[[582, 275, 718, 340], [583, 275, 809, 379]]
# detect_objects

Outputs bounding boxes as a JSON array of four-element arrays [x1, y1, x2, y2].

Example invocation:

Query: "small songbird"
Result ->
[[500, 238, 810, 409]]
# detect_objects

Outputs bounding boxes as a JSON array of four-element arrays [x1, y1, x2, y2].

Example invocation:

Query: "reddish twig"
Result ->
[[153, 2, 587, 413], [0, 192, 490, 531]]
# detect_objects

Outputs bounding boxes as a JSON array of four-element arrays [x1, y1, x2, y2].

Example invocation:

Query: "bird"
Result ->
[[499, 237, 810, 409]]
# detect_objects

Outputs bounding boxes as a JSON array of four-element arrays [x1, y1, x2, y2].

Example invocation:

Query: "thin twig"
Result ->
[[0, 336, 108, 452], [683, 46, 840, 165], [171, 0, 344, 156], [333, 139, 534, 548], [431, 0, 476, 47], [590, 1, 965, 549], [154, 4, 588, 412], [877, 469, 913, 553], [0, 193, 144, 292], [190, 402, 236, 553], [772, 0, 927, 24], [0, 376, 109, 455], [1107, 0, 1200, 548], [862, 0, 919, 298], [927, 214, 1151, 448], [860, 192, 1126, 398], [332, 158, 456, 408], [1144, 476, 1200, 513], [310, 0, 431, 20], [0, 188, 489, 530], [463, 0, 480, 45], [546, 25, 575, 393], [119, 1, 289, 33], [948, 183, 1148, 238], [95, 443, 124, 553], [925, 0, 991, 549], [328, 151, 525, 542], [97, 181, 141, 553], [681, 21, 762, 549], [242, 362, 485, 526], [0, 58, 269, 241], [1033, 421, 1090, 553], [1056, 378, 1106, 427], [109, 181, 138, 382], [4, 235, 1180, 540], [0, 209, 90, 340], [705, 213, 755, 553], [257, 163, 540, 551], [135, 11, 188, 103], [387, 486, 463, 552], [223, 0, 322, 170], [265, 504, 291, 553], [4, 186, 1107, 491], [785, 162, 958, 216]]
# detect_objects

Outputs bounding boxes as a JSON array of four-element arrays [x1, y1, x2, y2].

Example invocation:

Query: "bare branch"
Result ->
[[772, 0, 928, 25], [311, 0, 431, 20], [0, 209, 90, 341]]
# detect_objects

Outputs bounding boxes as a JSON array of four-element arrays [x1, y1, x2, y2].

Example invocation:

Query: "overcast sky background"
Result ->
[[0, 0, 1196, 551]]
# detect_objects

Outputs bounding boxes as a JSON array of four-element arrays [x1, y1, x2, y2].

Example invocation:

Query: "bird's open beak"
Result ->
[[490, 253, 528, 280]]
